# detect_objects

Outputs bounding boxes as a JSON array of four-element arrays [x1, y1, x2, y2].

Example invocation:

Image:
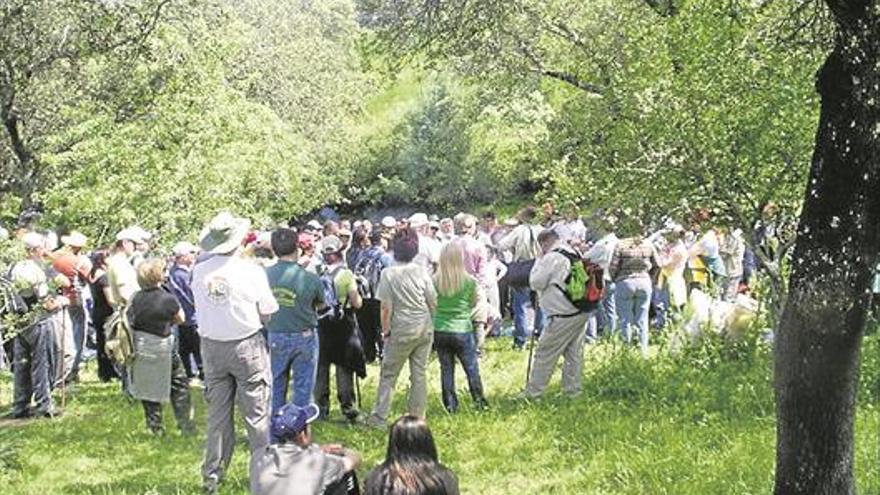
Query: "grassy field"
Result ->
[[1, 330, 877, 495]]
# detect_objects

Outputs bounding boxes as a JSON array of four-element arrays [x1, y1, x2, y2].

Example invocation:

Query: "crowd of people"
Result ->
[[1, 203, 879, 495]]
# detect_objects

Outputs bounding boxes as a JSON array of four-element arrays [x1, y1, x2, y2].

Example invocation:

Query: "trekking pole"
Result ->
[[355, 375, 362, 410], [525, 327, 536, 390], [60, 309, 67, 411]]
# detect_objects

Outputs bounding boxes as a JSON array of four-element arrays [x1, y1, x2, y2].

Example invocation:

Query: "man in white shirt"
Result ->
[[409, 213, 441, 274], [193, 212, 280, 495]]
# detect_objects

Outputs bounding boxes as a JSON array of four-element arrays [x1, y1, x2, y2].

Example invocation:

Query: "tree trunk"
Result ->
[[774, 4, 880, 493]]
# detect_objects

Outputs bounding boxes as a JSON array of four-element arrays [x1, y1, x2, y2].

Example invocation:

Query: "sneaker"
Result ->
[[203, 476, 220, 495]]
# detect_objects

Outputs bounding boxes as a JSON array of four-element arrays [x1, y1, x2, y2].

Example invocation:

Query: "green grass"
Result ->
[[0, 332, 877, 495]]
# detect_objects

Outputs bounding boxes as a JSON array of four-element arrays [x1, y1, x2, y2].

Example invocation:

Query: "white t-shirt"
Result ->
[[106, 252, 139, 305], [414, 234, 441, 273], [193, 254, 279, 341]]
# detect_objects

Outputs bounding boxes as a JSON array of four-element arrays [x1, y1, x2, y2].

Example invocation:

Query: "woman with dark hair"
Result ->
[[347, 226, 370, 270], [89, 249, 118, 382], [365, 415, 459, 495], [365, 229, 437, 428]]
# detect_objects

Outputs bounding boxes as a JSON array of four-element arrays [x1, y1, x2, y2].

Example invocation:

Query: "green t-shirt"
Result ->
[[265, 260, 324, 333], [433, 278, 476, 334]]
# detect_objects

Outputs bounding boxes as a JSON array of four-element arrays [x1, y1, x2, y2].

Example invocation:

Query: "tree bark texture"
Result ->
[[774, 2, 880, 494]]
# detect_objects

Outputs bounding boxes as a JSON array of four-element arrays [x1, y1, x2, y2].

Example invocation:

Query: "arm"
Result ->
[[380, 301, 392, 339], [347, 286, 362, 310], [173, 308, 185, 325], [321, 445, 363, 473]]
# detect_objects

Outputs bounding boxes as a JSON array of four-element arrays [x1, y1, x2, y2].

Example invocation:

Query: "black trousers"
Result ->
[[141, 350, 194, 433], [356, 299, 382, 363], [177, 324, 203, 379], [315, 358, 357, 419]]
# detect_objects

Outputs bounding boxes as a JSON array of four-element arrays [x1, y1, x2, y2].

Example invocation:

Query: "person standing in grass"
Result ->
[[365, 415, 459, 495], [264, 228, 324, 415], [523, 230, 592, 399], [127, 258, 195, 436], [192, 212, 279, 495], [365, 229, 437, 429], [432, 242, 487, 413]]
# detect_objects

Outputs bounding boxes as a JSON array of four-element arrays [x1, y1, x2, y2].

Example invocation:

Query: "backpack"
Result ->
[[553, 249, 605, 313], [318, 266, 346, 322], [354, 250, 384, 300], [502, 259, 537, 288], [0, 273, 28, 317], [104, 304, 134, 365]]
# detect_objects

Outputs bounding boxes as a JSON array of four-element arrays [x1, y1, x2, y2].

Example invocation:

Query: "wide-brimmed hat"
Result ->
[[61, 231, 88, 248], [199, 212, 251, 254], [271, 403, 319, 441], [21, 232, 45, 250], [321, 235, 343, 255], [116, 227, 148, 244], [408, 213, 428, 229]]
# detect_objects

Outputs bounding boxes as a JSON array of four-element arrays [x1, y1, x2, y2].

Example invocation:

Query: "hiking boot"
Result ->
[[203, 477, 219, 495]]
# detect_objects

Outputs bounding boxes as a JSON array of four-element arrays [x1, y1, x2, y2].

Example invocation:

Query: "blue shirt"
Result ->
[[265, 260, 324, 333], [168, 264, 197, 326]]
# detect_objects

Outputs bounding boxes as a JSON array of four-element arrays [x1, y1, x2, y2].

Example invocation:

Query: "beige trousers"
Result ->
[[525, 312, 590, 397], [370, 330, 433, 422]]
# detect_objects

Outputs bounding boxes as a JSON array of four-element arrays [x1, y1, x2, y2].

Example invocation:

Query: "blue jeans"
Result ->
[[596, 281, 617, 336], [12, 318, 56, 415], [69, 305, 86, 375], [512, 286, 545, 348], [615, 278, 652, 355], [268, 330, 319, 414], [434, 332, 486, 412]]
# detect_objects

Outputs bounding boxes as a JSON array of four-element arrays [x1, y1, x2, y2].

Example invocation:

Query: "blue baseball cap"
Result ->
[[271, 403, 320, 441]]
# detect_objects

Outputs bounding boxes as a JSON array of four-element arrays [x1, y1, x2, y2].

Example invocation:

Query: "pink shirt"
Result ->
[[454, 236, 488, 287]]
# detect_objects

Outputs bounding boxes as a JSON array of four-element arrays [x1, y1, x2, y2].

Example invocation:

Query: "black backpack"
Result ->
[[317, 266, 346, 322], [354, 250, 384, 300]]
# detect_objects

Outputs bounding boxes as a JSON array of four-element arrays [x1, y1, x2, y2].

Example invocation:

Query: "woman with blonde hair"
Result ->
[[127, 257, 195, 435], [433, 242, 487, 412]]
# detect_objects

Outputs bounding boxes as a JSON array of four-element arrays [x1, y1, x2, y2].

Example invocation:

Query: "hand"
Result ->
[[321, 444, 345, 456]]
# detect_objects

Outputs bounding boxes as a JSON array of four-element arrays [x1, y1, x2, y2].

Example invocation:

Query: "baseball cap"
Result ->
[[380, 216, 396, 228], [172, 241, 199, 257], [321, 235, 343, 255], [271, 403, 320, 441], [306, 220, 322, 231]]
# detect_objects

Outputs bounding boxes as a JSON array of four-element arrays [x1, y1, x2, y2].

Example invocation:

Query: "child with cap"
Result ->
[[251, 403, 362, 495]]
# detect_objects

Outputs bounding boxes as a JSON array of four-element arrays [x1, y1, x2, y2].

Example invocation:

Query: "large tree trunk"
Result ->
[[774, 3, 880, 494]]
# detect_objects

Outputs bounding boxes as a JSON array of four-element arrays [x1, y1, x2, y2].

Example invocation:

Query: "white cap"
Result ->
[[61, 231, 88, 248], [21, 232, 45, 250], [116, 227, 147, 243], [306, 220, 322, 230], [408, 213, 428, 229], [380, 216, 396, 228], [129, 226, 152, 241], [172, 241, 199, 256]]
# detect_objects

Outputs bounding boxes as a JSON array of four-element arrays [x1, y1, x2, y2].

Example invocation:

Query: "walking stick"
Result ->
[[525, 326, 536, 390], [355, 374, 362, 410], [60, 309, 67, 411]]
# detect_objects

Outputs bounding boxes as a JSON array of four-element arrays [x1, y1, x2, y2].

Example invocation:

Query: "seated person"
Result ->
[[365, 415, 459, 495], [251, 403, 362, 495]]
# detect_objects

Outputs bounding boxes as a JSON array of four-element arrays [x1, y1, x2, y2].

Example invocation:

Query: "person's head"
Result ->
[[61, 231, 88, 254], [436, 242, 468, 297], [199, 212, 250, 256], [137, 257, 167, 289], [323, 220, 339, 238], [351, 226, 369, 249], [455, 214, 477, 237], [114, 227, 145, 256], [517, 206, 538, 225], [298, 232, 315, 255], [321, 235, 344, 265], [408, 213, 429, 235], [537, 229, 560, 255], [21, 232, 46, 259], [90, 249, 109, 276], [271, 228, 298, 260], [564, 202, 579, 221], [384, 415, 439, 465], [271, 403, 320, 447], [392, 228, 419, 263], [172, 241, 199, 267], [481, 211, 497, 231], [338, 228, 352, 249], [369, 228, 384, 247]]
